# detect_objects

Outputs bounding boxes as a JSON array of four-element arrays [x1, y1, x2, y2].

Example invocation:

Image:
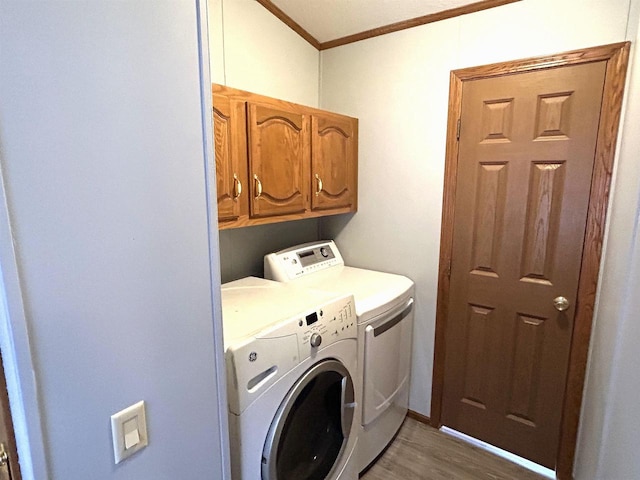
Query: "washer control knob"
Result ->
[[320, 247, 329, 258], [310, 333, 322, 348]]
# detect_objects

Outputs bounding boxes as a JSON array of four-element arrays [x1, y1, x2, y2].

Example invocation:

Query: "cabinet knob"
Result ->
[[253, 174, 262, 198], [315, 174, 323, 196], [233, 174, 242, 199]]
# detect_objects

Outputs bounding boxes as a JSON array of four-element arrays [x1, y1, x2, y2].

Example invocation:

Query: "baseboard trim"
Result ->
[[407, 409, 431, 425]]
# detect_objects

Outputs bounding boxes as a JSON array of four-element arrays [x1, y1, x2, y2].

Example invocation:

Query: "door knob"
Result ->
[[0, 442, 8, 469], [554, 296, 570, 312]]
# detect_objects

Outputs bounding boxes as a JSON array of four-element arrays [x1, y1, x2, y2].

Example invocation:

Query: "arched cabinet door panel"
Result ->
[[248, 103, 310, 218], [311, 113, 358, 212], [213, 93, 247, 223]]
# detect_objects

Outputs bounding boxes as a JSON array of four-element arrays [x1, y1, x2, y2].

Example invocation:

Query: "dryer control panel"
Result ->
[[226, 293, 356, 415], [265, 240, 345, 281]]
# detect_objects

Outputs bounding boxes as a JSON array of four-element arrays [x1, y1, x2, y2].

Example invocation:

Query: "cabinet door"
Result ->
[[248, 103, 309, 218], [311, 113, 357, 211], [213, 94, 247, 222]]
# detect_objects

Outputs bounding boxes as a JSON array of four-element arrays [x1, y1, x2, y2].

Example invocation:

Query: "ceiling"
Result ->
[[263, 0, 519, 49]]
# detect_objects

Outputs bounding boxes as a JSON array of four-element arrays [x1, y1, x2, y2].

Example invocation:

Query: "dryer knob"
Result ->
[[310, 333, 322, 348]]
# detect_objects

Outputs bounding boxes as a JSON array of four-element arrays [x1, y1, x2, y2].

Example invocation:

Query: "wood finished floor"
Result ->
[[360, 417, 546, 480]]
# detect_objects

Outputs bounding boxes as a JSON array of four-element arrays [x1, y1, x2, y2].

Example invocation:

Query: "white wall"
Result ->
[[574, 11, 640, 478], [208, 0, 323, 282], [208, 0, 319, 105], [320, 0, 636, 445], [0, 2, 228, 478]]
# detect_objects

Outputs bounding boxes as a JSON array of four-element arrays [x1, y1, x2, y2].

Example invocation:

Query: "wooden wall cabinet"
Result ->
[[213, 84, 358, 230]]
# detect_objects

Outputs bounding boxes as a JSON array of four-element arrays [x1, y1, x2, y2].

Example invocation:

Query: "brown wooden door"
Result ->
[[247, 103, 309, 218], [1, 352, 21, 480], [310, 113, 357, 211], [213, 93, 247, 223], [441, 61, 607, 469]]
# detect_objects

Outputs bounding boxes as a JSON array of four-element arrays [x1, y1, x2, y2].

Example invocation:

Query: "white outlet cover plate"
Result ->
[[110, 400, 148, 464]]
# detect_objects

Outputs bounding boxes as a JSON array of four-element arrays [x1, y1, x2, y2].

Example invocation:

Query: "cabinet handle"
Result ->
[[315, 174, 323, 196], [233, 174, 242, 199], [254, 174, 262, 198]]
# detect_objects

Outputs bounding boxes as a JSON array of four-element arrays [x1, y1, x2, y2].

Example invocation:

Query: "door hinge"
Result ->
[[456, 119, 461, 141], [446, 258, 452, 278]]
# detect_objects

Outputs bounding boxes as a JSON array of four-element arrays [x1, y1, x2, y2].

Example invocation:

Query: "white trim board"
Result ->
[[441, 426, 555, 479], [195, 0, 232, 477], [0, 152, 49, 479]]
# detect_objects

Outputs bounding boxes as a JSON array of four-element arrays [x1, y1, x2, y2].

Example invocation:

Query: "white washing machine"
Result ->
[[264, 241, 415, 472], [221, 276, 359, 480]]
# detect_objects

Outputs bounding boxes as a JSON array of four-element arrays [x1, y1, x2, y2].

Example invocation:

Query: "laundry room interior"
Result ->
[[1, 0, 640, 479], [211, 0, 640, 477]]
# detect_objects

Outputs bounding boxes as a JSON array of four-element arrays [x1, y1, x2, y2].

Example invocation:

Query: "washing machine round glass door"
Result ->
[[262, 359, 355, 480]]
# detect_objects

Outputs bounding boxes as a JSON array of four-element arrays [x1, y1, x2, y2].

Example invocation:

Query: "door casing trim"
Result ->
[[430, 42, 631, 480]]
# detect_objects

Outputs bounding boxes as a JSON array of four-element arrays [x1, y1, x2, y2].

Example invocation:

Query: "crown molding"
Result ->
[[255, 0, 521, 51], [255, 0, 321, 49]]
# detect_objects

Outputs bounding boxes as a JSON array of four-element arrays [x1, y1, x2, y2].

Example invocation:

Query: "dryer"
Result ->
[[265, 241, 415, 472], [221, 276, 359, 480]]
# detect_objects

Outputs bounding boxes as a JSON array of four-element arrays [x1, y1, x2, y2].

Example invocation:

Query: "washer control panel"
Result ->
[[295, 294, 355, 359], [264, 240, 345, 281]]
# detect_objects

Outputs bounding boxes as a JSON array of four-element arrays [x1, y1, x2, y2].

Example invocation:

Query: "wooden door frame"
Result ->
[[0, 351, 21, 480], [430, 42, 631, 479]]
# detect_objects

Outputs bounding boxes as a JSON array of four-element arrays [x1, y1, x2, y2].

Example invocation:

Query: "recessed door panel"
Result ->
[[505, 313, 546, 427], [535, 92, 573, 139], [460, 304, 493, 410], [520, 161, 566, 285], [481, 99, 514, 143], [470, 162, 508, 277]]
